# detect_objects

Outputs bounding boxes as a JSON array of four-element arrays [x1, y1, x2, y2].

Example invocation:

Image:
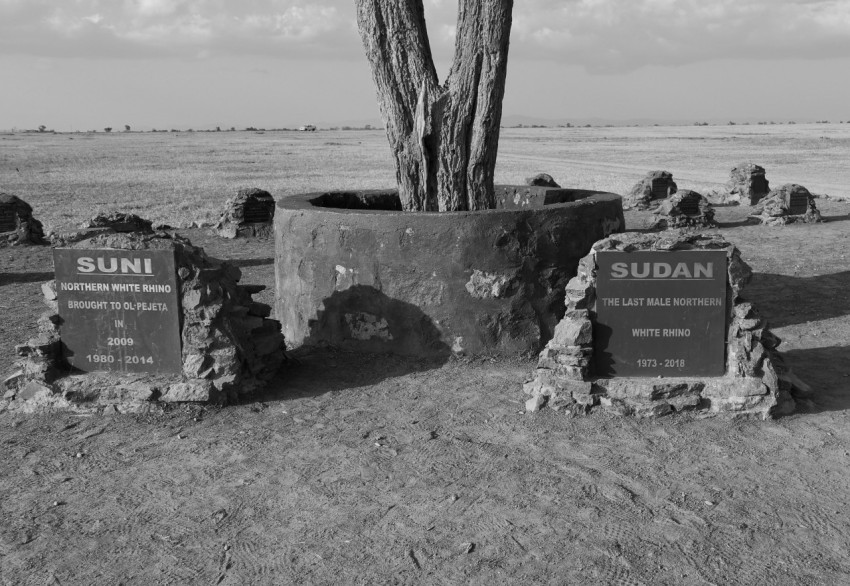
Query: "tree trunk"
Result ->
[[355, 0, 513, 212]]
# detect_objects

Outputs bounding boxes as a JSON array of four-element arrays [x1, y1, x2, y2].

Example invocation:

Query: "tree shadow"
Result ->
[[230, 257, 274, 268], [0, 271, 54, 287], [254, 285, 452, 400], [744, 271, 850, 328], [819, 212, 850, 222], [782, 346, 850, 414], [715, 218, 755, 228], [254, 348, 450, 402], [302, 285, 451, 358]]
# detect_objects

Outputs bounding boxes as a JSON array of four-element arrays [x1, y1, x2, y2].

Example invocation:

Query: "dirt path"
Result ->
[[1, 202, 849, 585]]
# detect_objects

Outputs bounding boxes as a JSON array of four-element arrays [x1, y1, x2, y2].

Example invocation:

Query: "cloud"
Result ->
[[0, 0, 355, 59], [1, 0, 850, 70], [510, 0, 850, 72]]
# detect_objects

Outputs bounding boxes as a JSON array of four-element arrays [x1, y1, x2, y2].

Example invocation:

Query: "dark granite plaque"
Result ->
[[53, 248, 182, 374], [751, 176, 768, 194], [787, 192, 809, 215], [0, 205, 16, 232], [651, 179, 668, 200], [678, 196, 701, 217], [243, 200, 272, 223], [594, 250, 727, 377]]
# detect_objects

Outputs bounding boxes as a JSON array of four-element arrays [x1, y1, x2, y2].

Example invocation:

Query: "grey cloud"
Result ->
[[2, 0, 850, 70]]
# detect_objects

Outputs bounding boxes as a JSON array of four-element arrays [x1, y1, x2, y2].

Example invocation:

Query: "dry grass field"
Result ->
[[2, 125, 850, 585], [2, 123, 848, 231]]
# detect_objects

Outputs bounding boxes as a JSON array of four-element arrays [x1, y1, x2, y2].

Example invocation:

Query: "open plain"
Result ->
[[1, 125, 850, 584]]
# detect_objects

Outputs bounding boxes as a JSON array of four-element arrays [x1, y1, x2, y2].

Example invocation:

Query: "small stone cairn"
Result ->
[[721, 163, 770, 206], [525, 173, 560, 188], [523, 231, 807, 419], [651, 189, 716, 229], [83, 211, 154, 233], [49, 211, 156, 246], [214, 188, 276, 239], [748, 184, 823, 226], [0, 193, 46, 246], [624, 171, 677, 210], [4, 232, 285, 413]]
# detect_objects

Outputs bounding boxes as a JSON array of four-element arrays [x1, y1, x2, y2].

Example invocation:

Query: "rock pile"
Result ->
[[82, 212, 154, 233], [4, 232, 285, 413], [49, 211, 157, 246], [0, 193, 46, 246], [651, 190, 716, 229], [525, 173, 560, 188], [214, 188, 276, 239], [523, 231, 804, 419], [748, 184, 823, 226], [625, 171, 677, 209], [724, 163, 770, 205]]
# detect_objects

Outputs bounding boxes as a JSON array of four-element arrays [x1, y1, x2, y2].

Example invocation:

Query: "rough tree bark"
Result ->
[[355, 0, 513, 212]]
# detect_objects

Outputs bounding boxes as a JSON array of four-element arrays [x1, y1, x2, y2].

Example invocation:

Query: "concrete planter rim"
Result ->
[[276, 188, 622, 217]]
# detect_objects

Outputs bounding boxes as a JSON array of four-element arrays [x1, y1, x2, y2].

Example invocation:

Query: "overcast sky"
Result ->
[[2, 0, 849, 130]]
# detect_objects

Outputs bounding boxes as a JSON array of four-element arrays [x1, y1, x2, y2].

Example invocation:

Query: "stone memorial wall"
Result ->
[[748, 184, 823, 226], [624, 171, 677, 210], [214, 188, 276, 238], [650, 190, 716, 229], [7, 232, 285, 413], [523, 231, 805, 419]]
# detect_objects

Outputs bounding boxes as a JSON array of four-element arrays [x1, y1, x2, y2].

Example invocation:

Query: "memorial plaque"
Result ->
[[651, 179, 668, 200], [787, 191, 809, 215], [594, 250, 727, 377], [0, 205, 16, 233], [678, 196, 701, 217], [243, 200, 272, 223], [53, 248, 182, 374], [751, 176, 768, 194]]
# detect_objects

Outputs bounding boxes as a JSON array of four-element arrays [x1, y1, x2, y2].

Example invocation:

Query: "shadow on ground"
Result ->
[[230, 257, 274, 268], [745, 271, 850, 328], [783, 346, 850, 413], [251, 285, 453, 401], [253, 349, 450, 402], [0, 271, 54, 287]]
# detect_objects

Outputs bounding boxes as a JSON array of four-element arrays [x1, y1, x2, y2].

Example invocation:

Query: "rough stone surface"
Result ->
[[82, 212, 154, 234], [525, 173, 560, 188], [214, 187, 276, 239], [712, 163, 770, 206], [275, 188, 625, 358], [624, 171, 677, 210], [0, 193, 47, 246], [651, 189, 716, 230], [494, 185, 609, 210], [523, 231, 800, 419], [50, 212, 159, 246], [7, 232, 286, 412], [748, 184, 823, 226]]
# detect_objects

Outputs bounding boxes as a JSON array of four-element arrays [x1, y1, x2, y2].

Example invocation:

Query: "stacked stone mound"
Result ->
[[50, 211, 156, 246], [4, 232, 285, 413], [651, 190, 716, 229], [83, 212, 154, 233], [0, 193, 46, 246], [722, 163, 770, 206], [525, 173, 560, 188], [748, 184, 823, 226], [214, 188, 276, 239], [523, 231, 805, 419], [625, 171, 677, 210]]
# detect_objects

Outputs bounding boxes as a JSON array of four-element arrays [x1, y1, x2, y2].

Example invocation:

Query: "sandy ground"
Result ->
[[1, 201, 850, 585]]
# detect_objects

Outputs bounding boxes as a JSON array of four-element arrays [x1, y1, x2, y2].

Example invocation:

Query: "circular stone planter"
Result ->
[[274, 187, 624, 358]]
